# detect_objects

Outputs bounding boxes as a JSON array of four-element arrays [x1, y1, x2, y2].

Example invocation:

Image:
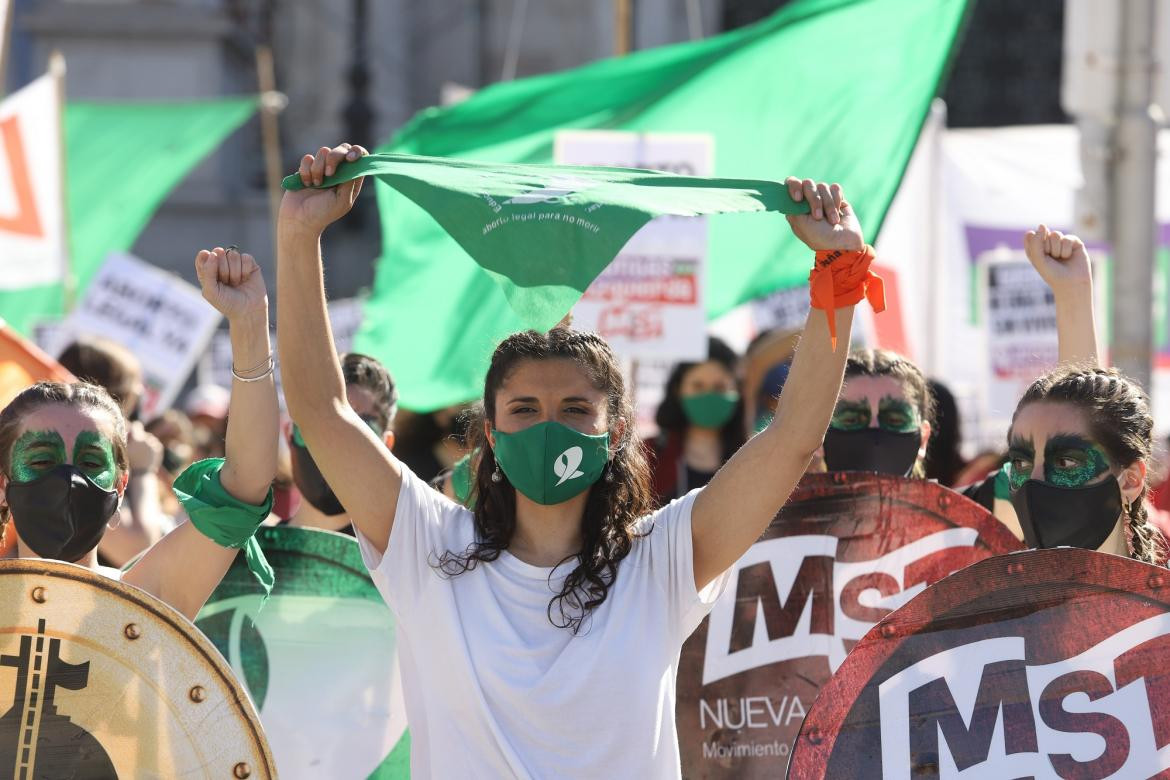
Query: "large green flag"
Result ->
[[285, 153, 807, 327], [0, 97, 257, 334], [357, 0, 970, 411]]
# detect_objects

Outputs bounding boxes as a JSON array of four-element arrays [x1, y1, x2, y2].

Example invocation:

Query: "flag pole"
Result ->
[[0, 0, 13, 94], [614, 0, 632, 56], [255, 44, 286, 252], [50, 50, 73, 313]]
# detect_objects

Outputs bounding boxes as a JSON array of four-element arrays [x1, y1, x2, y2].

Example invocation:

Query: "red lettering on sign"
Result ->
[[1114, 634, 1170, 749], [1039, 671, 1129, 779], [908, 659, 1038, 772], [597, 306, 664, 342], [728, 557, 834, 653]]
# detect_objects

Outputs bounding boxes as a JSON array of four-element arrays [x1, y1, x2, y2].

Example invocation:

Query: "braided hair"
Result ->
[[1012, 365, 1166, 564]]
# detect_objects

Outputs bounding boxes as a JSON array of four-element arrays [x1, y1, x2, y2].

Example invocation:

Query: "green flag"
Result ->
[[284, 153, 806, 327], [0, 97, 257, 334], [357, 0, 970, 410]]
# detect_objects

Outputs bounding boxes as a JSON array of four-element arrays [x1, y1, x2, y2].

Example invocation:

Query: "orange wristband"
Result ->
[[808, 245, 885, 351]]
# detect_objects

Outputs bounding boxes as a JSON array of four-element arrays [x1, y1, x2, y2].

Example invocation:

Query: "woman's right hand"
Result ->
[[1024, 224, 1092, 293], [278, 142, 370, 235]]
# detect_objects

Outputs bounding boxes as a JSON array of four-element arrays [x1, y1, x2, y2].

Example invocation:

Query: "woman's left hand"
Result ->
[[783, 177, 865, 252], [195, 246, 268, 321]]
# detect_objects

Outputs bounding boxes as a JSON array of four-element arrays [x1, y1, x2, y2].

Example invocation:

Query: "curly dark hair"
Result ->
[[843, 348, 935, 479], [1012, 365, 1166, 564], [654, 336, 745, 458], [0, 382, 129, 545], [434, 328, 654, 633]]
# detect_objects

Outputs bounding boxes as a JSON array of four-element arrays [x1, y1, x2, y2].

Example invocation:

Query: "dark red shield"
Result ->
[[787, 547, 1170, 779], [677, 472, 1021, 778]]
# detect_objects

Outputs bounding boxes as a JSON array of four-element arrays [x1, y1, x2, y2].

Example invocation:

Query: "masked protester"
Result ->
[[0, 246, 279, 621], [645, 338, 746, 504], [819, 349, 934, 479], [278, 144, 876, 778], [284, 352, 397, 534], [959, 225, 1105, 517], [1001, 366, 1165, 563]]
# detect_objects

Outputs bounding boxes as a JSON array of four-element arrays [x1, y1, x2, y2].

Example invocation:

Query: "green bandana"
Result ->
[[681, 391, 739, 429], [172, 458, 275, 599], [282, 154, 806, 328], [492, 422, 610, 505]]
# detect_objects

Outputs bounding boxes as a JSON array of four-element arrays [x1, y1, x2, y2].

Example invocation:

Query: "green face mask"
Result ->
[[492, 421, 610, 505], [681, 391, 739, 429]]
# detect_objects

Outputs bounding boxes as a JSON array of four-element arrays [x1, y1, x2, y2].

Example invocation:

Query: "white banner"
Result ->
[[0, 73, 65, 290], [876, 117, 1170, 450], [555, 130, 712, 363], [49, 252, 222, 418]]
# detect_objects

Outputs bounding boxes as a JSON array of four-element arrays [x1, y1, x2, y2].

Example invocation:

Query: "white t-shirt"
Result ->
[[356, 467, 729, 779]]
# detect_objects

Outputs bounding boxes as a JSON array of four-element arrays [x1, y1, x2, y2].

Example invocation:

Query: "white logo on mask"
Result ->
[[553, 446, 585, 486]]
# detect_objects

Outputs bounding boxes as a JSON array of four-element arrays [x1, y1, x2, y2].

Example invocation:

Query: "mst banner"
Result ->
[[788, 547, 1170, 779], [677, 472, 1021, 778]]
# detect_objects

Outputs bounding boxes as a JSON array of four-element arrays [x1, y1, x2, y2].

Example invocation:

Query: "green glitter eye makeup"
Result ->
[[73, 431, 118, 491], [1006, 437, 1035, 492], [877, 396, 920, 433], [8, 429, 119, 490], [1043, 435, 1110, 489], [830, 399, 871, 431], [10, 430, 67, 483]]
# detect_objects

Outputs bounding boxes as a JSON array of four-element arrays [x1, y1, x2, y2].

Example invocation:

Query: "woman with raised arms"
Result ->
[[0, 246, 278, 620], [278, 143, 872, 778]]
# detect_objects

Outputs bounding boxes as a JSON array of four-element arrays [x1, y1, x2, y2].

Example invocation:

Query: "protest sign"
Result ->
[[554, 131, 713, 363], [677, 473, 1021, 777], [788, 548, 1170, 779], [47, 251, 221, 418], [197, 297, 364, 407], [980, 246, 1062, 424]]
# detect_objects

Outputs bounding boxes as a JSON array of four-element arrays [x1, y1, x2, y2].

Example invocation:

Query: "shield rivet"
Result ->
[[1006, 562, 1024, 575], [31, 586, 46, 603], [233, 762, 252, 778], [124, 623, 141, 640], [807, 727, 823, 745], [832, 472, 848, 485], [938, 494, 952, 509], [881, 623, 897, 638], [1150, 574, 1165, 590], [189, 685, 206, 703]]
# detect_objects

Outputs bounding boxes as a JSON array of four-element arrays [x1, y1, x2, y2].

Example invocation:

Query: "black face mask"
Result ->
[[289, 437, 346, 516], [1010, 478, 1123, 551], [6, 465, 120, 562], [822, 428, 921, 477]]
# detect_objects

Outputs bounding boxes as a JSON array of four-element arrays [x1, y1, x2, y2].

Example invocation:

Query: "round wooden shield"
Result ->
[[788, 547, 1170, 779], [0, 558, 274, 779], [196, 526, 408, 780], [678, 472, 1022, 778]]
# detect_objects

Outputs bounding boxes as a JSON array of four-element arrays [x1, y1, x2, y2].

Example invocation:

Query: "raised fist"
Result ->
[[1023, 224, 1092, 292], [195, 246, 268, 321]]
